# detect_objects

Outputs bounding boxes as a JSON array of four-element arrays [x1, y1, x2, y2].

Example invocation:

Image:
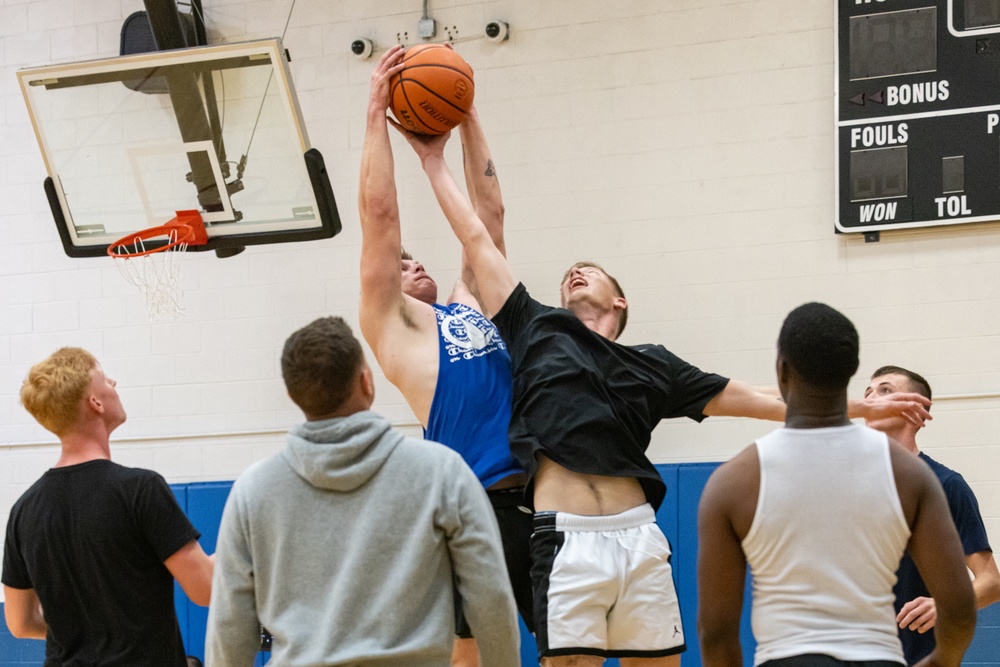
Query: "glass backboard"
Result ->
[[19, 39, 340, 257]]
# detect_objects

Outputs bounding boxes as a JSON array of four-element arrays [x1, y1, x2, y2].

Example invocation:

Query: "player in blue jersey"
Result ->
[[359, 45, 528, 666]]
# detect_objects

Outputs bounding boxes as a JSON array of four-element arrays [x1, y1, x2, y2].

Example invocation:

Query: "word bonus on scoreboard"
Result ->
[[836, 0, 1000, 233]]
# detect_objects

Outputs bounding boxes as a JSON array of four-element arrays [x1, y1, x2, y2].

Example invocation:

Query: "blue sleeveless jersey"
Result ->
[[425, 302, 523, 488]]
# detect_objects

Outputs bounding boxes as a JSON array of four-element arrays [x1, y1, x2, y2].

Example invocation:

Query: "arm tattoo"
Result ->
[[485, 159, 495, 177]]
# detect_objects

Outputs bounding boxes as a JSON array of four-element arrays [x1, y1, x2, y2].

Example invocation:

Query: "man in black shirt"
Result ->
[[396, 128, 933, 665], [3, 348, 214, 666]]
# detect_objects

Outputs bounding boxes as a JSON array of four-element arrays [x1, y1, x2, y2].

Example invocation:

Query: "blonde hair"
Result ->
[[20, 347, 98, 435]]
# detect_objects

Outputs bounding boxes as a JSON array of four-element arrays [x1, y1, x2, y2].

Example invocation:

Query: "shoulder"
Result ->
[[361, 292, 438, 345], [888, 438, 945, 517], [700, 444, 760, 537], [395, 436, 477, 480], [702, 445, 760, 510], [398, 435, 464, 464], [629, 343, 672, 359], [233, 454, 293, 494], [493, 283, 548, 322], [919, 452, 965, 488], [108, 462, 172, 493]]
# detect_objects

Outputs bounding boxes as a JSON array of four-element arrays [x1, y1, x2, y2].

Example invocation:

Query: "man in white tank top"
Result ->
[[696, 303, 977, 667]]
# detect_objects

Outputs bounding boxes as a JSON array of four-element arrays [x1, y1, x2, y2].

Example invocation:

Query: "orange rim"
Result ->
[[107, 223, 196, 258]]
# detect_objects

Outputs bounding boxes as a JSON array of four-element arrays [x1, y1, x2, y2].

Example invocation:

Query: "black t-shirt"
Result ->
[[893, 452, 992, 666], [492, 283, 730, 510], [2, 459, 200, 667]]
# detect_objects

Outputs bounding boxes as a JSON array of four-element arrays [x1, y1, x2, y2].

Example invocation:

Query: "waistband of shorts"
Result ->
[[533, 503, 655, 532], [487, 485, 529, 508]]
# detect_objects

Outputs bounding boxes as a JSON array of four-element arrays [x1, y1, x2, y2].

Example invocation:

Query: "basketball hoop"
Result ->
[[108, 210, 209, 322]]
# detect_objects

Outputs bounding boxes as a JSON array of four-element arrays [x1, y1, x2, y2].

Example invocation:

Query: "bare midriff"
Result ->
[[534, 455, 647, 516]]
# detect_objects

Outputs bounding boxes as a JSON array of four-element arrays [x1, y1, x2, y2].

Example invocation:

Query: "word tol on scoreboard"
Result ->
[[836, 0, 1000, 233]]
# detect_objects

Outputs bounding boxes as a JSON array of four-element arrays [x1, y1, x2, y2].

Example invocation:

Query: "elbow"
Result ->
[[358, 198, 395, 228], [6, 618, 42, 640], [6, 621, 28, 639], [187, 585, 212, 607], [939, 595, 979, 650]]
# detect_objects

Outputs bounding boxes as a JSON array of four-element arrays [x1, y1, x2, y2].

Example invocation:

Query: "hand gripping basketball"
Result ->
[[389, 44, 475, 135]]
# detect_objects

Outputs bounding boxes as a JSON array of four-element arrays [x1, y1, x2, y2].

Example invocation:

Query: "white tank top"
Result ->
[[742, 424, 910, 666]]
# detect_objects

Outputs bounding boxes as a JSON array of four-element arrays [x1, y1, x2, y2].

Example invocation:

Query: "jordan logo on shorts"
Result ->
[[673, 623, 681, 637]]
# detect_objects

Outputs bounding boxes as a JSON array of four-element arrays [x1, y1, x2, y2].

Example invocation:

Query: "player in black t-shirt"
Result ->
[[395, 128, 934, 665], [2, 348, 214, 667]]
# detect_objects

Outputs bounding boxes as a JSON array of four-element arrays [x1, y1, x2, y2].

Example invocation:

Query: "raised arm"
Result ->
[[456, 105, 505, 301], [396, 125, 517, 318], [358, 45, 411, 346]]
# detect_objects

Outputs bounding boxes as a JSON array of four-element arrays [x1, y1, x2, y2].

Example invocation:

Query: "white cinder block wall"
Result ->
[[2, 0, 999, 598]]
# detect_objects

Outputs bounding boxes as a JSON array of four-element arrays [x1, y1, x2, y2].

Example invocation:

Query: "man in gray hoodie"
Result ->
[[206, 316, 520, 667]]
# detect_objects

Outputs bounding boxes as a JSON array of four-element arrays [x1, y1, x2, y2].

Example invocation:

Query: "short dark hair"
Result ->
[[281, 317, 364, 417], [778, 302, 859, 390], [401, 247, 412, 261], [561, 261, 628, 337], [870, 365, 932, 401]]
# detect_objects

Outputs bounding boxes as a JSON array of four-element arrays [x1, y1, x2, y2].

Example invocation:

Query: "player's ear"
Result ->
[[612, 296, 627, 312], [359, 362, 376, 404], [775, 356, 790, 395]]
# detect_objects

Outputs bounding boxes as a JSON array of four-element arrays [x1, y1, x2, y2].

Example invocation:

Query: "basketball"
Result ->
[[389, 44, 475, 135]]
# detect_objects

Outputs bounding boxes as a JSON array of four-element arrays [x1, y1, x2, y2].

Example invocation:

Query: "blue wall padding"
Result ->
[[170, 485, 190, 653], [2, 463, 997, 667], [966, 604, 1000, 665], [182, 482, 240, 664]]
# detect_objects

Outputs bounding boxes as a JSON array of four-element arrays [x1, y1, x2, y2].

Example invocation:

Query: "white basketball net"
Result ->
[[111, 229, 189, 322]]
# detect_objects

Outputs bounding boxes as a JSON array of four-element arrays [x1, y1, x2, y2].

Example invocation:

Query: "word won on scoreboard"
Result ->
[[837, 0, 1000, 233]]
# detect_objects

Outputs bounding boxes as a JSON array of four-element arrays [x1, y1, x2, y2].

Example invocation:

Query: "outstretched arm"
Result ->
[[704, 380, 932, 426], [396, 126, 516, 318], [457, 105, 505, 301], [358, 45, 409, 346], [704, 380, 786, 422]]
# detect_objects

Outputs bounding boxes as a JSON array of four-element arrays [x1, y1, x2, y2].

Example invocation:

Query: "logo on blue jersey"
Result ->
[[437, 305, 506, 362]]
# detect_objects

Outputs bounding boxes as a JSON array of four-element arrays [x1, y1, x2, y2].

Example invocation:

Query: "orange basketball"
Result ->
[[389, 44, 475, 135]]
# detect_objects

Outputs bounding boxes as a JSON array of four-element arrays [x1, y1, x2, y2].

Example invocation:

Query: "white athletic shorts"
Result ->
[[530, 503, 686, 659]]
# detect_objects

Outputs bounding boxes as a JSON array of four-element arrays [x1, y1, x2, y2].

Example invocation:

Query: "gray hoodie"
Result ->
[[206, 411, 519, 667]]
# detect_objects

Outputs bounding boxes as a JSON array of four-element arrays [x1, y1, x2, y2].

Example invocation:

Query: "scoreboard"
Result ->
[[836, 0, 1000, 233]]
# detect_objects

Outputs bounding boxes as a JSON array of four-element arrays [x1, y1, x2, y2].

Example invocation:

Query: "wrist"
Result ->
[[421, 152, 446, 171], [367, 106, 389, 124]]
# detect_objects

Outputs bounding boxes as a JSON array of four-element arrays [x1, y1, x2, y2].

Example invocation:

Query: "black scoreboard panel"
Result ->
[[836, 0, 1000, 233]]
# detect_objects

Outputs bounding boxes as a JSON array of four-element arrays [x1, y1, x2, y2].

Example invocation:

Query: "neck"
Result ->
[[568, 302, 619, 341], [883, 424, 920, 453], [307, 399, 373, 422], [56, 433, 112, 468], [783, 387, 851, 429]]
